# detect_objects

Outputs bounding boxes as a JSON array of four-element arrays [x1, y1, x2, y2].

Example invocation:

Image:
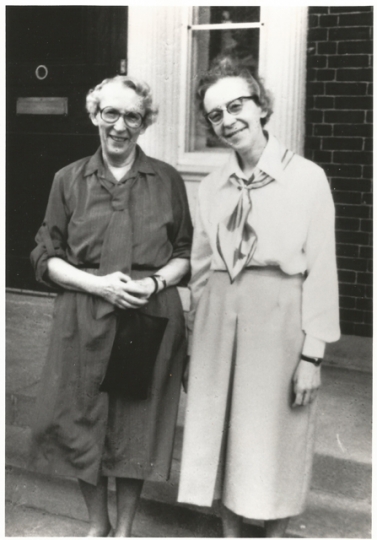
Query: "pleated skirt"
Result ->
[[178, 267, 317, 520]]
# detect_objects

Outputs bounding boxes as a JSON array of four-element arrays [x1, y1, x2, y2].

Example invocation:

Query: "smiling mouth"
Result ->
[[109, 135, 128, 143], [224, 127, 246, 139]]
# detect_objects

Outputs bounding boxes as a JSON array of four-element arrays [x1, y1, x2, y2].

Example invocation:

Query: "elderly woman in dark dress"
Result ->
[[30, 75, 192, 537]]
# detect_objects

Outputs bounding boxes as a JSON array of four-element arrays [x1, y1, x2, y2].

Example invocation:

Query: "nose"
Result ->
[[113, 115, 128, 131], [222, 109, 236, 127]]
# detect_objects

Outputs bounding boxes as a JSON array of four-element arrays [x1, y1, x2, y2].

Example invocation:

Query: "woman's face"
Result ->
[[203, 76, 267, 155], [91, 81, 146, 165]]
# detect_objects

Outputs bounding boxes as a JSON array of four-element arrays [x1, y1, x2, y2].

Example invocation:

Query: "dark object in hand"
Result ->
[[100, 310, 168, 399]]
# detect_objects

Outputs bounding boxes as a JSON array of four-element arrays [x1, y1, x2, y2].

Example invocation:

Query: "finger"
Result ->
[[117, 273, 132, 283], [302, 390, 311, 407], [293, 390, 304, 408]]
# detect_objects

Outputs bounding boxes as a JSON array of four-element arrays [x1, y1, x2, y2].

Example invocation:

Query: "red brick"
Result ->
[[363, 312, 373, 326], [314, 96, 334, 108], [327, 165, 363, 179], [338, 270, 357, 283], [307, 82, 325, 96], [336, 244, 359, 257], [337, 257, 367, 271], [317, 70, 336, 82], [367, 82, 373, 95], [305, 137, 321, 150], [361, 219, 373, 233], [336, 203, 370, 218], [328, 82, 368, 96], [338, 41, 373, 55], [309, 14, 319, 27], [318, 42, 337, 55], [365, 286, 373, 299], [319, 14, 338, 27], [332, 191, 361, 204], [367, 260, 373, 273], [336, 217, 360, 231], [329, 55, 370, 68], [362, 168, 373, 181], [312, 151, 332, 163], [310, 7, 330, 14], [331, 7, 372, 13], [366, 111, 373, 123], [306, 110, 323, 123], [339, 321, 356, 335], [338, 283, 366, 297], [334, 124, 372, 137], [356, 298, 373, 311], [361, 192, 372, 204], [329, 26, 370, 41], [357, 273, 373, 285], [340, 308, 364, 322], [336, 68, 373, 82], [323, 138, 363, 150], [352, 324, 372, 338], [339, 296, 356, 309], [336, 231, 370, 245], [309, 28, 328, 41], [338, 12, 373, 25], [360, 246, 373, 259], [333, 151, 372, 165], [335, 96, 372, 110], [364, 139, 373, 152], [307, 55, 327, 69], [314, 124, 332, 136], [324, 110, 365, 123]]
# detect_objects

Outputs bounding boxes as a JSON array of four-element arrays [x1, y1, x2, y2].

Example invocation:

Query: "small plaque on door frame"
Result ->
[[16, 97, 68, 115]]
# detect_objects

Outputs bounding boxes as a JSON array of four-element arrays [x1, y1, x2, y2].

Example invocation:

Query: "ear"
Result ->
[[260, 107, 268, 119], [90, 113, 99, 127]]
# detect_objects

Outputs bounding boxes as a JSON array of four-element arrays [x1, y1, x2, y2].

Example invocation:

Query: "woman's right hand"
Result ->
[[98, 272, 150, 310]]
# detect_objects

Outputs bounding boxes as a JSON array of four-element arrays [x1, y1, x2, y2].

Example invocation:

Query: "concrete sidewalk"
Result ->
[[5, 290, 372, 537]]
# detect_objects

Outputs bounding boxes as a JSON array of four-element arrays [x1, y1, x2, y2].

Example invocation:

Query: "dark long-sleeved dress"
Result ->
[[30, 146, 192, 485]]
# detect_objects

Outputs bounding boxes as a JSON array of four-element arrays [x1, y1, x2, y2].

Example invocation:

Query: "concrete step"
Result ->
[[6, 464, 371, 538]]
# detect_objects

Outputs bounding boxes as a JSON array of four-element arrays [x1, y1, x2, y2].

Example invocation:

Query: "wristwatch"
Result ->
[[152, 274, 167, 293], [300, 353, 323, 367]]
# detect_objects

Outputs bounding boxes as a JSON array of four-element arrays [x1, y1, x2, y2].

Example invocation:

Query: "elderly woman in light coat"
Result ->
[[178, 56, 340, 537]]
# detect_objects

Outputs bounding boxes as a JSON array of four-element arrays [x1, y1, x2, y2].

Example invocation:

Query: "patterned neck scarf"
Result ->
[[216, 169, 275, 283]]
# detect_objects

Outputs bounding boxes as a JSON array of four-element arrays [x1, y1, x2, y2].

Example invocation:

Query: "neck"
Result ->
[[237, 133, 267, 176], [102, 146, 137, 169]]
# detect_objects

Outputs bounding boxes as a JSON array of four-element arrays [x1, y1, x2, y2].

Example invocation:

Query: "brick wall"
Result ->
[[305, 6, 373, 337]]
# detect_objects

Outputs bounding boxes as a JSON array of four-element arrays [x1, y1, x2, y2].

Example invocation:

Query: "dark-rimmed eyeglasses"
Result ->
[[99, 107, 143, 129], [205, 96, 258, 125]]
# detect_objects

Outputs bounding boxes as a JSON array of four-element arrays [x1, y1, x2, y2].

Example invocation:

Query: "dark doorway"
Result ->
[[6, 6, 128, 291]]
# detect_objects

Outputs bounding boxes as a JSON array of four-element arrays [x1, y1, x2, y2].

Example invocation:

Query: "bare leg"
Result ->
[[79, 477, 112, 537], [114, 478, 143, 537], [221, 503, 242, 538], [265, 518, 290, 538]]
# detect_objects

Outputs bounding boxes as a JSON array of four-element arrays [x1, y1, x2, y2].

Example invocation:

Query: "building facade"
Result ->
[[6, 6, 373, 337]]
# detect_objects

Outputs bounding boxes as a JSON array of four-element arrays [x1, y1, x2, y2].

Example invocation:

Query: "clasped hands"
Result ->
[[99, 271, 156, 310]]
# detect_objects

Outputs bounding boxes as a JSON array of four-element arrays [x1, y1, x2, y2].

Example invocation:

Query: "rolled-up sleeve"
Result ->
[[30, 171, 69, 288], [169, 170, 193, 260], [302, 170, 341, 357]]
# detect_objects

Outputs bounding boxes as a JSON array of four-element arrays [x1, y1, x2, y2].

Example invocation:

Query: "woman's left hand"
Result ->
[[123, 277, 156, 300], [292, 360, 321, 407]]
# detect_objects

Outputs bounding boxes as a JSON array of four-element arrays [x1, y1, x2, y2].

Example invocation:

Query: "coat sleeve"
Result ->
[[301, 169, 341, 357], [187, 188, 213, 354], [30, 171, 69, 288], [168, 168, 193, 260]]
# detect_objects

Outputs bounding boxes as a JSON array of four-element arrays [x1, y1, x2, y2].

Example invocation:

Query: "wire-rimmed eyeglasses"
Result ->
[[99, 107, 144, 129], [205, 96, 258, 125]]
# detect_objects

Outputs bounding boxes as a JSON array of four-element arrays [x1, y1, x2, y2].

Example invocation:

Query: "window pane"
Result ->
[[188, 11, 260, 152], [194, 6, 260, 25]]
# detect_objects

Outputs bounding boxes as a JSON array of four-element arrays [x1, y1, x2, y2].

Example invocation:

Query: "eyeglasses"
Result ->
[[205, 96, 258, 125], [99, 107, 144, 129]]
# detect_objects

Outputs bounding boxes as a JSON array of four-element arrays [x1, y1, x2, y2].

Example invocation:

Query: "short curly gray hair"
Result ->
[[86, 75, 158, 129]]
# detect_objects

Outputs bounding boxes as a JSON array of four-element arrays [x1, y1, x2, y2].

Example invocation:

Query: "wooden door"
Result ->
[[6, 6, 128, 290]]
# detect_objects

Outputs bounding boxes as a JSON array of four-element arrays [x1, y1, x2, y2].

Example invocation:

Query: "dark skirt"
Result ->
[[30, 280, 186, 485]]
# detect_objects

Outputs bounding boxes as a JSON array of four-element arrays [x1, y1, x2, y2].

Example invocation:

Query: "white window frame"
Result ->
[[128, 6, 308, 181]]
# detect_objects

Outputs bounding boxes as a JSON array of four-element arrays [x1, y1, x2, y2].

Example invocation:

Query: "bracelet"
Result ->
[[153, 274, 167, 291], [300, 353, 323, 367], [149, 276, 159, 295]]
